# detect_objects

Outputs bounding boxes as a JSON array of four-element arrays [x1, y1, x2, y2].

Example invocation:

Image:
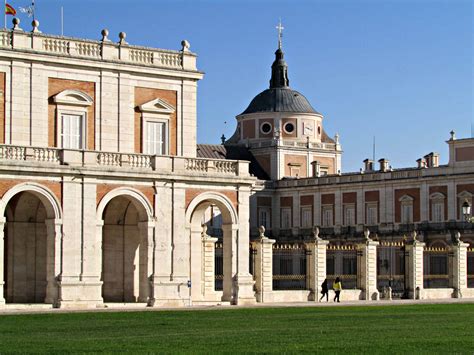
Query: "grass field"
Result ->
[[0, 304, 473, 353]]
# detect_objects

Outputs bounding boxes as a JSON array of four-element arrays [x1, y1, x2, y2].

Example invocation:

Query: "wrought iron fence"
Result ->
[[215, 242, 223, 291], [249, 244, 256, 277], [423, 246, 449, 288], [468, 248, 474, 288], [326, 244, 358, 289], [377, 241, 406, 298], [272, 243, 308, 290]]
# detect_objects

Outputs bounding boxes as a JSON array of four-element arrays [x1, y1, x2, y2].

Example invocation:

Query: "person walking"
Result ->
[[333, 277, 342, 302], [319, 279, 329, 302]]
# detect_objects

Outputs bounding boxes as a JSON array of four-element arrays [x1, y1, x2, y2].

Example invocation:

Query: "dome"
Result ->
[[240, 87, 320, 115]]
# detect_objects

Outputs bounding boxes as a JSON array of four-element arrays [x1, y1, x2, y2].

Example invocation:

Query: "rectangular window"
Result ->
[[344, 205, 355, 226], [258, 208, 270, 229], [322, 206, 333, 227], [145, 121, 166, 155], [61, 114, 83, 149], [281, 207, 292, 229], [301, 206, 312, 228], [432, 202, 444, 222], [366, 204, 377, 225], [401, 204, 413, 224]]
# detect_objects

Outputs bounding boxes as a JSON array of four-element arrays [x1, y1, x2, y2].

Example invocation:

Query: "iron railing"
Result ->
[[423, 246, 449, 288], [326, 244, 358, 289], [468, 248, 474, 288], [377, 241, 406, 297], [272, 243, 308, 290], [215, 242, 223, 291]]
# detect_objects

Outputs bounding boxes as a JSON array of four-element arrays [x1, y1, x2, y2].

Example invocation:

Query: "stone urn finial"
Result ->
[[31, 19, 40, 33], [312, 225, 321, 241], [101, 29, 110, 42], [454, 231, 461, 244], [258, 225, 266, 239], [412, 230, 418, 242], [12, 17, 21, 31], [363, 227, 371, 241], [201, 223, 208, 239], [181, 39, 190, 52], [118, 31, 127, 45]]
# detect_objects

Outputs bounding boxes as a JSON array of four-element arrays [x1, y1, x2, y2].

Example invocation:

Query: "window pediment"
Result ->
[[139, 98, 175, 114], [430, 192, 445, 200], [457, 191, 472, 199], [53, 89, 93, 107], [399, 195, 414, 203]]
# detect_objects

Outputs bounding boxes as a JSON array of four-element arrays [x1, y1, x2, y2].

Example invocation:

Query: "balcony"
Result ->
[[0, 144, 251, 179]]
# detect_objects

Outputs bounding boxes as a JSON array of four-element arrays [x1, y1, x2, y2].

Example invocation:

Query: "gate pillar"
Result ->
[[450, 231, 469, 298], [305, 227, 329, 301], [252, 226, 275, 303], [405, 231, 425, 300], [356, 228, 380, 301]]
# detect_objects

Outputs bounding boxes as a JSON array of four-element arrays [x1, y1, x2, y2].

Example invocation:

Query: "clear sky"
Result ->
[[15, 0, 473, 172]]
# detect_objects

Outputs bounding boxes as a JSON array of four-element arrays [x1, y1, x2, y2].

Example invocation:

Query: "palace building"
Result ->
[[0, 19, 473, 308]]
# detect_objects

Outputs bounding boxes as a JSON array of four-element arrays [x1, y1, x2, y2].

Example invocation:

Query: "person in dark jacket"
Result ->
[[319, 278, 329, 302]]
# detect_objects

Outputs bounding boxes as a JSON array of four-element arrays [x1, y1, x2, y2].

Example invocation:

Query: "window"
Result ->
[[61, 114, 83, 149], [344, 204, 355, 226], [301, 206, 312, 228], [144, 121, 166, 155], [400, 195, 414, 224], [139, 98, 175, 155], [258, 208, 271, 229], [432, 202, 444, 222], [322, 205, 333, 227], [53, 89, 92, 149], [366, 203, 378, 225], [283, 122, 295, 134], [281, 208, 292, 229], [260, 122, 272, 135], [429, 192, 445, 223]]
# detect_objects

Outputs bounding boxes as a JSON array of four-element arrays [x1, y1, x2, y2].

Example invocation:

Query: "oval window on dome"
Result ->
[[260, 122, 272, 135], [284, 122, 295, 134]]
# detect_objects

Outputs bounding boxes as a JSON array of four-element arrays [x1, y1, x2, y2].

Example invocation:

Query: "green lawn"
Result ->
[[0, 304, 473, 353]]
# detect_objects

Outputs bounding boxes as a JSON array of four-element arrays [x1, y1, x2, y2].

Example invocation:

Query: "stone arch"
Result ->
[[0, 182, 62, 220], [97, 187, 153, 223], [97, 187, 154, 304], [0, 182, 62, 305], [185, 192, 239, 303]]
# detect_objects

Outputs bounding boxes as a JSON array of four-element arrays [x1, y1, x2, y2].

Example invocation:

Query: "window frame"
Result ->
[[280, 207, 292, 229]]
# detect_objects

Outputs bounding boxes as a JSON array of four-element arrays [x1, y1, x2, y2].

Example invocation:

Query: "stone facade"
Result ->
[[0, 23, 256, 308]]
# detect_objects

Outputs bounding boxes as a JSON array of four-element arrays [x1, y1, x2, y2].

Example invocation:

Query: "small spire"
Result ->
[[270, 20, 289, 89]]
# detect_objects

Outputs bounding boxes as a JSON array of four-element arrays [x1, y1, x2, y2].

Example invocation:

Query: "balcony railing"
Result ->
[[0, 29, 196, 71], [0, 144, 250, 178]]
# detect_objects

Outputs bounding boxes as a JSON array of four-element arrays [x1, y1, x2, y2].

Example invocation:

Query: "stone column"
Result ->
[[356, 229, 380, 301], [252, 226, 275, 303], [44, 219, 63, 306], [449, 231, 469, 298], [233, 186, 256, 305], [201, 225, 218, 298], [305, 227, 329, 301], [405, 231, 425, 299], [0, 217, 5, 305], [138, 220, 155, 304]]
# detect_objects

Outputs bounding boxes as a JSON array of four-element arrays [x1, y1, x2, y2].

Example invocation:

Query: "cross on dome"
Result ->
[[276, 19, 284, 49]]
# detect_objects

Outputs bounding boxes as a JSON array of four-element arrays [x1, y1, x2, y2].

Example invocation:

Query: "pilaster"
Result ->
[[356, 233, 380, 300], [405, 233, 425, 299], [449, 232, 469, 298], [0, 217, 5, 305], [305, 227, 329, 301], [252, 227, 275, 303], [202, 231, 218, 297]]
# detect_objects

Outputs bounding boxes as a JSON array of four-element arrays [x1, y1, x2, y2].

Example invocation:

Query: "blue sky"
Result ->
[[14, 0, 473, 172]]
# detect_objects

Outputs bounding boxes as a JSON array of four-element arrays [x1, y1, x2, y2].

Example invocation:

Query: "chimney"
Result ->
[[416, 158, 426, 169], [363, 159, 374, 172], [311, 160, 321, 177], [378, 158, 389, 172], [424, 152, 440, 168]]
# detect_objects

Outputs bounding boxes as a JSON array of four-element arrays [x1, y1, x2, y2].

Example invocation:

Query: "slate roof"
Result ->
[[240, 88, 320, 115], [196, 144, 270, 180]]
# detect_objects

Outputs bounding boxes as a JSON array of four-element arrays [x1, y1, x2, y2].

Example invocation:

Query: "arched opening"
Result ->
[[187, 193, 238, 303], [3, 191, 52, 303], [101, 195, 151, 303]]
